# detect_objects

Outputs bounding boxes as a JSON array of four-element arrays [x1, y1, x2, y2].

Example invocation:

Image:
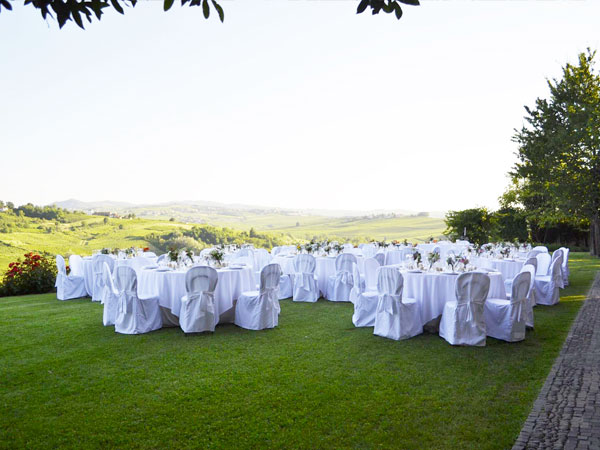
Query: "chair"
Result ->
[[520, 264, 537, 328], [156, 254, 169, 265], [352, 263, 380, 327], [92, 254, 114, 302], [235, 264, 282, 330], [374, 253, 385, 266], [143, 251, 157, 258], [373, 268, 422, 340], [535, 256, 563, 306], [68, 255, 84, 277], [55, 255, 87, 300], [101, 263, 120, 326], [551, 250, 565, 288], [559, 247, 570, 286], [504, 257, 537, 295], [326, 253, 360, 302], [233, 248, 255, 270], [363, 258, 380, 293], [535, 252, 552, 276], [179, 266, 218, 333], [526, 250, 542, 259], [439, 272, 490, 346], [292, 254, 319, 303], [114, 266, 162, 334], [361, 244, 377, 258], [533, 245, 549, 253], [484, 271, 530, 342]]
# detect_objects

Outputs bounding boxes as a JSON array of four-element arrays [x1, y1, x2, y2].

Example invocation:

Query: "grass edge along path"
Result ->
[[0, 253, 598, 450]]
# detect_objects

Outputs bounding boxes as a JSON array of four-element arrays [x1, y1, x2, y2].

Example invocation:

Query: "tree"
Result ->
[[444, 208, 495, 245], [509, 49, 600, 255], [0, 0, 419, 29]]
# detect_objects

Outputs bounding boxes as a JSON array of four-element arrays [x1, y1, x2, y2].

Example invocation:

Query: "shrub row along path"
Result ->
[[513, 273, 600, 450]]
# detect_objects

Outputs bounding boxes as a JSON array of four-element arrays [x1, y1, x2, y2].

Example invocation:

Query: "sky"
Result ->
[[1, 0, 599, 213]]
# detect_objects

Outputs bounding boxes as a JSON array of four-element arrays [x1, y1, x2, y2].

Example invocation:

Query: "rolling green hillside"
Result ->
[[0, 209, 446, 270]]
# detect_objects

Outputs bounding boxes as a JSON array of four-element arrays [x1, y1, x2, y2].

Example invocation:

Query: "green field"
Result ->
[[0, 253, 597, 449], [0, 211, 445, 270]]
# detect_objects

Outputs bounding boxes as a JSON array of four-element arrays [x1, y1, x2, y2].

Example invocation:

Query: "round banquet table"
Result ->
[[271, 255, 297, 275], [400, 270, 506, 327], [471, 257, 525, 282], [314, 255, 366, 296], [81, 255, 158, 296], [384, 248, 414, 265], [137, 266, 255, 325]]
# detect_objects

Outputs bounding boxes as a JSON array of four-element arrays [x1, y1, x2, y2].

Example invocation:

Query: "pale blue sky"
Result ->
[[1, 1, 599, 213]]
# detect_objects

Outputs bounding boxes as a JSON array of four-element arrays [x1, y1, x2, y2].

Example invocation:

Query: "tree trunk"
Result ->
[[590, 216, 600, 256]]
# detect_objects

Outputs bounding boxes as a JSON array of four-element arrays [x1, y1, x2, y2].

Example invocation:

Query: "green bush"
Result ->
[[0, 253, 57, 297]]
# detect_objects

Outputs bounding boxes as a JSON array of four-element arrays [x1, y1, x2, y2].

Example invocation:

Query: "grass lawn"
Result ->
[[1, 253, 598, 450]]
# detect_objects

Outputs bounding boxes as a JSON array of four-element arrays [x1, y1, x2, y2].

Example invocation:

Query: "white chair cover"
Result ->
[[372, 268, 422, 340], [533, 245, 549, 253], [143, 251, 157, 258], [524, 256, 538, 272], [114, 266, 162, 334], [526, 250, 542, 259], [484, 271, 530, 342], [535, 253, 552, 276], [92, 254, 114, 302], [521, 264, 537, 328], [235, 263, 282, 330], [551, 250, 565, 288], [68, 255, 84, 277], [373, 253, 385, 266], [326, 253, 359, 302], [559, 247, 570, 286], [352, 262, 380, 327], [292, 254, 319, 303], [55, 255, 87, 300], [363, 257, 380, 292], [439, 272, 490, 346], [156, 254, 169, 265], [535, 256, 563, 306], [361, 244, 377, 258], [179, 266, 218, 333], [233, 248, 255, 270], [101, 262, 120, 326]]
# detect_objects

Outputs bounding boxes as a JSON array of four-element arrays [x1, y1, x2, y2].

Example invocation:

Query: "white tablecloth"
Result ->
[[314, 256, 366, 296], [400, 270, 506, 326], [137, 266, 255, 325], [81, 255, 158, 296], [272, 255, 297, 275], [471, 257, 525, 282], [384, 248, 413, 265]]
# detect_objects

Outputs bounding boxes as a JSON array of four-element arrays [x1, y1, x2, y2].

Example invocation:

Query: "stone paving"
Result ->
[[513, 275, 600, 450]]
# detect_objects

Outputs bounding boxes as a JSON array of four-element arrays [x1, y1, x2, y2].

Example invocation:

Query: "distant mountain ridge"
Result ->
[[51, 199, 445, 219]]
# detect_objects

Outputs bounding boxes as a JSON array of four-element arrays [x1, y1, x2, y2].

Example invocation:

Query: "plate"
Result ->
[[155, 268, 172, 272], [442, 272, 459, 275], [228, 266, 244, 270], [408, 270, 422, 273]]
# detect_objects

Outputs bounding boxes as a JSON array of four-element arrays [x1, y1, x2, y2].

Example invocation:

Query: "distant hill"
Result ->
[[52, 199, 135, 211]]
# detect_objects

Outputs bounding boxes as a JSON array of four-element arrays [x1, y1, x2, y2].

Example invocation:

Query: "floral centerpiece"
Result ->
[[413, 250, 422, 265], [427, 251, 440, 270], [185, 249, 195, 264], [168, 247, 179, 263], [446, 255, 456, 272], [209, 248, 225, 267], [333, 242, 344, 255], [458, 256, 469, 270], [100, 248, 111, 255]]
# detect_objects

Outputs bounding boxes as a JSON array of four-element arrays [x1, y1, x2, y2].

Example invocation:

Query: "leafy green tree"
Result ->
[[444, 208, 495, 245], [509, 49, 600, 255], [0, 0, 419, 29]]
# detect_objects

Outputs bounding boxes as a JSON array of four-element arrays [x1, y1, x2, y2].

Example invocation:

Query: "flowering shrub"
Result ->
[[0, 252, 57, 297]]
